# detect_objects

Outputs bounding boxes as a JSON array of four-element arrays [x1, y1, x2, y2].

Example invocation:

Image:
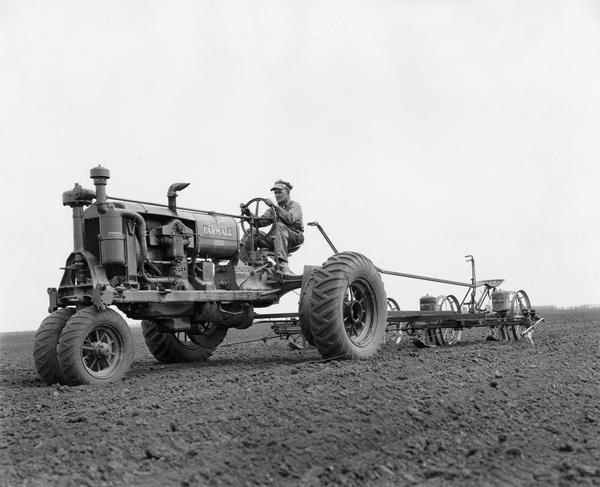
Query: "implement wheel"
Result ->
[[310, 252, 386, 360], [33, 308, 76, 385], [57, 307, 134, 385], [142, 321, 227, 363], [432, 295, 462, 345], [499, 290, 532, 341], [385, 297, 403, 344]]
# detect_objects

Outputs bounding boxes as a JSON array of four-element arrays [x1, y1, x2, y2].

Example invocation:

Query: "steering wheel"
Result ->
[[240, 197, 276, 239]]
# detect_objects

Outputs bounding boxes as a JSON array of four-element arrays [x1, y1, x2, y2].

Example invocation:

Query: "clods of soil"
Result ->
[[1, 309, 599, 486]]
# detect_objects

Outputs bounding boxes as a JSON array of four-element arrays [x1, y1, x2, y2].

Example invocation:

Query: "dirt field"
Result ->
[[1, 309, 599, 487]]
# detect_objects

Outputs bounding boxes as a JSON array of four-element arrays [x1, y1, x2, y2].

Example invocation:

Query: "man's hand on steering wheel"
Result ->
[[240, 197, 277, 238], [239, 203, 252, 218]]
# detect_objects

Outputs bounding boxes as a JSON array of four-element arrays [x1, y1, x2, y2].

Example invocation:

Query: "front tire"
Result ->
[[310, 252, 386, 360], [142, 321, 227, 363], [33, 308, 76, 385], [57, 307, 134, 386]]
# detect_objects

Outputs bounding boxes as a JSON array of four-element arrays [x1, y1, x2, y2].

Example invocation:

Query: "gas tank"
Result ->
[[492, 290, 512, 313], [420, 294, 437, 311], [193, 214, 239, 259]]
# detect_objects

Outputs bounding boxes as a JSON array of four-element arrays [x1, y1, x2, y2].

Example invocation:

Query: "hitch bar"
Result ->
[[308, 221, 471, 287]]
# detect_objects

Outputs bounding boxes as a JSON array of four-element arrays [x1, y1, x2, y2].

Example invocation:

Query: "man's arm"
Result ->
[[272, 201, 303, 230], [254, 207, 275, 228]]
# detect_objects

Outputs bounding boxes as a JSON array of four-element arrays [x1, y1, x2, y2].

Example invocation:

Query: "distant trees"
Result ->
[[536, 304, 600, 312]]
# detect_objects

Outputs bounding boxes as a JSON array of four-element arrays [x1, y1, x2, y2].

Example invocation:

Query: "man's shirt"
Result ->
[[261, 200, 304, 233]]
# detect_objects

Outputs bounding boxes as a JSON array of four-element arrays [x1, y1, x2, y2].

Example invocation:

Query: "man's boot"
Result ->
[[277, 261, 293, 276]]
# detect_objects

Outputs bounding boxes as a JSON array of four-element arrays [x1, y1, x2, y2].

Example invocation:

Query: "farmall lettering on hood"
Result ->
[[201, 225, 235, 239]]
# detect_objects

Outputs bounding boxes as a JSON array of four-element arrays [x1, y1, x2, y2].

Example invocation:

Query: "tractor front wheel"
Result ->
[[57, 307, 134, 386], [33, 308, 76, 385], [142, 321, 227, 363], [309, 252, 387, 360]]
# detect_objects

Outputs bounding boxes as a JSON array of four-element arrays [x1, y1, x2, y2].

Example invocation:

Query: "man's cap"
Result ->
[[271, 179, 293, 191]]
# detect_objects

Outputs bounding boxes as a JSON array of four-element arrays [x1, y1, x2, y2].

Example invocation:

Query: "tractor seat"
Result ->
[[476, 279, 504, 288], [263, 244, 301, 257], [288, 244, 301, 254]]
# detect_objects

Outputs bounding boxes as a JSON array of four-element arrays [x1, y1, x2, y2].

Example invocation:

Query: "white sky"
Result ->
[[1, 1, 599, 332]]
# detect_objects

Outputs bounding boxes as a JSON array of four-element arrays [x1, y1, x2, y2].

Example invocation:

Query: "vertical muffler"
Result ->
[[91, 166, 126, 265]]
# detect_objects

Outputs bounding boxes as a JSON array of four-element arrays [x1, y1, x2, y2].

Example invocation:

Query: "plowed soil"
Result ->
[[1, 309, 599, 487]]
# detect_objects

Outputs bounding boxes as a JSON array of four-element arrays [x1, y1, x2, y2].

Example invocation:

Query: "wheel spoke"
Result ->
[[344, 319, 357, 337], [353, 287, 362, 301], [100, 330, 110, 344], [88, 357, 98, 371]]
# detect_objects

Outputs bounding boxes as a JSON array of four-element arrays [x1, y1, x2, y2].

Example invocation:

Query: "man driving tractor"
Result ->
[[241, 179, 304, 275]]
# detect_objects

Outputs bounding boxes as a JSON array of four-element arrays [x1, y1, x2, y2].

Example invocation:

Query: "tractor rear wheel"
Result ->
[[142, 321, 227, 363], [310, 252, 386, 360], [298, 269, 317, 346], [57, 307, 134, 385], [33, 308, 76, 385]]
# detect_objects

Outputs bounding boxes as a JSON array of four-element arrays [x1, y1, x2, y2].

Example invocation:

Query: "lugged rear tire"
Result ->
[[309, 252, 386, 360], [298, 269, 317, 346], [142, 321, 227, 363], [33, 308, 76, 385], [58, 307, 134, 386]]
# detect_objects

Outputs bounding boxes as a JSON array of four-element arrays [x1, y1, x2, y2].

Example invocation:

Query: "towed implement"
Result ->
[[267, 255, 543, 349], [34, 167, 542, 386]]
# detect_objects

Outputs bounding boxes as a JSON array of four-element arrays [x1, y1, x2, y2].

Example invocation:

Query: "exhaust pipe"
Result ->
[[167, 183, 190, 212]]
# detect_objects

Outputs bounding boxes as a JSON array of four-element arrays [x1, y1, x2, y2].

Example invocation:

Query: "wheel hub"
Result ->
[[93, 341, 111, 358], [349, 300, 363, 324]]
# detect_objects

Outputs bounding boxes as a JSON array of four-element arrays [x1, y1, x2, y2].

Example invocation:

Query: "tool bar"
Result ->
[[376, 267, 472, 287]]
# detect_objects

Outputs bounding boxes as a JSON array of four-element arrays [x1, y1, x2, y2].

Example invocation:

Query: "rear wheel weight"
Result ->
[[142, 320, 227, 363], [309, 252, 386, 360], [33, 308, 76, 385], [57, 307, 134, 386]]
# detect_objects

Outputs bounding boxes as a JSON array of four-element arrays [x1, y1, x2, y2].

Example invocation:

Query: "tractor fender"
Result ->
[[300, 265, 320, 295]]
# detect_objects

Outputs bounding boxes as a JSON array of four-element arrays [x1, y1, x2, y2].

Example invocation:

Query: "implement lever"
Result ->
[[307, 221, 339, 253], [308, 221, 471, 287]]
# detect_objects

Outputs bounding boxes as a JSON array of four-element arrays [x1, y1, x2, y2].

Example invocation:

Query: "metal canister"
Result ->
[[491, 290, 512, 313], [99, 211, 126, 265], [420, 294, 437, 311]]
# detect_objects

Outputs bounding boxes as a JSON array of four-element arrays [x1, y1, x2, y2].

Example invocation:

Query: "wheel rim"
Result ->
[[435, 295, 462, 345], [343, 279, 377, 347], [511, 290, 532, 317], [385, 298, 402, 344], [81, 324, 125, 379], [505, 290, 532, 339], [173, 332, 199, 350], [386, 297, 400, 311]]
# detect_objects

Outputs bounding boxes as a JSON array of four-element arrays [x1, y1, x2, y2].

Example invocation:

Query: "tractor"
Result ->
[[34, 167, 386, 385]]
